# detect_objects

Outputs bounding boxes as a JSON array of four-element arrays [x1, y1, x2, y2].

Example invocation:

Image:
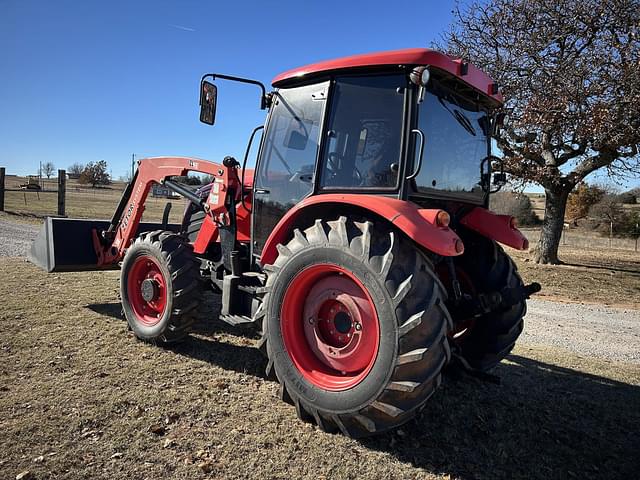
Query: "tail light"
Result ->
[[435, 211, 450, 228], [509, 217, 518, 229]]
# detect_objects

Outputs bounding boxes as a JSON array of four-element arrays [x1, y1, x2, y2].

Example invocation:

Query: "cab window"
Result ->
[[319, 75, 405, 189]]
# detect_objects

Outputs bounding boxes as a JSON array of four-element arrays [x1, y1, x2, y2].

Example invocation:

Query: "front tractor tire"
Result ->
[[120, 231, 201, 344], [261, 217, 451, 437]]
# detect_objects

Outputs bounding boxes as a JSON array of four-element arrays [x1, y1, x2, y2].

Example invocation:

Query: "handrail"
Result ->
[[406, 128, 425, 180]]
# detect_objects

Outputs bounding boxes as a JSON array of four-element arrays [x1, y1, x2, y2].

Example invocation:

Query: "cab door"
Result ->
[[252, 81, 328, 256]]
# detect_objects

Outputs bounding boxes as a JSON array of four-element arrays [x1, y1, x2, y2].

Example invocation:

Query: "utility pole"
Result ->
[[131, 153, 136, 180]]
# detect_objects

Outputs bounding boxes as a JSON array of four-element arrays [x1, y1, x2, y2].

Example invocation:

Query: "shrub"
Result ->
[[490, 191, 540, 226]]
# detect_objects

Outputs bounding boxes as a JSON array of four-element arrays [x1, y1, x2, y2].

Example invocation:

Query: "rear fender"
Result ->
[[259, 194, 464, 266], [459, 207, 529, 250]]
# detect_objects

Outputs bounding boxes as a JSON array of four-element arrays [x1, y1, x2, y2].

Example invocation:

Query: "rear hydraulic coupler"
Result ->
[[451, 282, 541, 320]]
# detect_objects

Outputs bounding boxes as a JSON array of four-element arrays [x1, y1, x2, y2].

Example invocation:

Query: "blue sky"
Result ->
[[1, 0, 636, 191], [0, 0, 455, 179]]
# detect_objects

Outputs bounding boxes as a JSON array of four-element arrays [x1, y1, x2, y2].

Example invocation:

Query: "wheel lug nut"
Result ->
[[354, 322, 362, 331], [308, 317, 314, 324]]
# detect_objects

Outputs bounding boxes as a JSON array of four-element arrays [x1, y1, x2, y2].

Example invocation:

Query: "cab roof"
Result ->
[[272, 48, 503, 104]]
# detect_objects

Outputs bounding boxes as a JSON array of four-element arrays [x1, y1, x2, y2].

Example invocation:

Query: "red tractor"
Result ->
[[29, 48, 540, 437]]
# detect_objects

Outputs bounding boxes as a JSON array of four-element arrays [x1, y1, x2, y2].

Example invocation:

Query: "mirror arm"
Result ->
[[201, 73, 271, 109]]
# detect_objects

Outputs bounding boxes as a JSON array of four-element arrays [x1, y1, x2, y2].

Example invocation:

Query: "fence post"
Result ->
[[0, 167, 5, 212], [57, 169, 66, 216]]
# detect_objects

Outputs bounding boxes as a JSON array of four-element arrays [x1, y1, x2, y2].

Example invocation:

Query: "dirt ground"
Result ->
[[509, 246, 640, 308], [1, 257, 639, 480]]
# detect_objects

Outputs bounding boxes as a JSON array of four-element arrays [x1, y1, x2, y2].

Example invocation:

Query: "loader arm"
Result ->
[[94, 156, 238, 267]]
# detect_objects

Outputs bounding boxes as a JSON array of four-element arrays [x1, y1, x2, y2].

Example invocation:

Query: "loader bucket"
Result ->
[[28, 217, 180, 273]]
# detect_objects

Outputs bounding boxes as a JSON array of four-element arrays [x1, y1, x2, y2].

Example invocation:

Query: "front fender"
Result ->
[[260, 194, 464, 266], [459, 207, 529, 250]]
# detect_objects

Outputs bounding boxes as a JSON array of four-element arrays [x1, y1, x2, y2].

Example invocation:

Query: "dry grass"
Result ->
[[2, 183, 186, 225], [510, 246, 640, 309], [2, 179, 639, 477], [1, 257, 639, 479]]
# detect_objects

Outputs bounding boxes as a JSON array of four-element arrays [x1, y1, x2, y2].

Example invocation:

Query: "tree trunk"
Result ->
[[533, 187, 570, 264]]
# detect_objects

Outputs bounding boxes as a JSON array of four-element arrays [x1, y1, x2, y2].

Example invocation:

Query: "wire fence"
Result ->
[[0, 168, 66, 216], [521, 228, 640, 252]]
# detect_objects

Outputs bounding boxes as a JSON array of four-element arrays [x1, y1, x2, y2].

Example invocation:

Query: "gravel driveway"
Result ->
[[1, 218, 638, 363], [0, 219, 39, 257], [522, 299, 640, 364]]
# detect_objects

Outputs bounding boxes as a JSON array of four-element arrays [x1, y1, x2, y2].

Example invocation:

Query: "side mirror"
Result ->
[[493, 172, 507, 186], [491, 157, 508, 193], [199, 81, 217, 125]]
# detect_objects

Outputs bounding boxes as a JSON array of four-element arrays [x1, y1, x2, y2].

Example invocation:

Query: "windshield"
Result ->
[[412, 83, 490, 202]]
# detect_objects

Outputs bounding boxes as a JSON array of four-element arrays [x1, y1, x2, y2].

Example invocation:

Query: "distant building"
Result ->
[[151, 184, 181, 199]]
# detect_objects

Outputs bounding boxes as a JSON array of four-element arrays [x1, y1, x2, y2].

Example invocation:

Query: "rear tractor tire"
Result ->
[[451, 236, 526, 372], [260, 216, 451, 437], [120, 230, 201, 344]]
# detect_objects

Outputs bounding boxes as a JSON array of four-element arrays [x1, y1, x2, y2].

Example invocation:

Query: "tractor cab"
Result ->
[[200, 49, 507, 258]]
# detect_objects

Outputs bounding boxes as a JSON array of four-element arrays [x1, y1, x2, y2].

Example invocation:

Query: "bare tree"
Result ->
[[591, 194, 626, 238], [440, 0, 640, 263], [42, 162, 55, 179], [68, 163, 84, 178]]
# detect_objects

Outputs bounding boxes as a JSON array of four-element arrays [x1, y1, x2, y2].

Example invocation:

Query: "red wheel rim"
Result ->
[[280, 264, 380, 391], [127, 255, 167, 327]]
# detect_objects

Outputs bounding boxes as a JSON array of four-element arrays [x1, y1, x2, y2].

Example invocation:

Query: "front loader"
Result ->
[[29, 48, 540, 437]]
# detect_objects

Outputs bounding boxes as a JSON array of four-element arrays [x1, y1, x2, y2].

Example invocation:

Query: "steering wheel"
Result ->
[[327, 152, 362, 185]]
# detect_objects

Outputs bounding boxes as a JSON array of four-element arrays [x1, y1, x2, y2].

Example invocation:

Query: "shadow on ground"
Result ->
[[363, 355, 640, 479], [88, 294, 640, 479], [87, 302, 123, 319], [561, 261, 640, 276]]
